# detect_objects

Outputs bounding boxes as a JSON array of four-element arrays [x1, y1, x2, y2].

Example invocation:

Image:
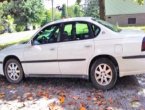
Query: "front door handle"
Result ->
[[85, 45, 92, 48], [50, 48, 55, 51]]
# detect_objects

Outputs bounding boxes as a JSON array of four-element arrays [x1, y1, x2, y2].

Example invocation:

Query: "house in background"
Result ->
[[105, 0, 145, 26]]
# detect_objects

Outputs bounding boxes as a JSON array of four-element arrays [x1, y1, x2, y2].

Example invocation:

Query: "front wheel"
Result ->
[[4, 59, 24, 83], [90, 58, 118, 90]]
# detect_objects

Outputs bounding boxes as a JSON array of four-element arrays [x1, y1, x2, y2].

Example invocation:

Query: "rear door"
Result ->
[[57, 21, 95, 76]]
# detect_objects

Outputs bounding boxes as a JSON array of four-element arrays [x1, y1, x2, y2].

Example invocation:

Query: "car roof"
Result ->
[[47, 17, 93, 26]]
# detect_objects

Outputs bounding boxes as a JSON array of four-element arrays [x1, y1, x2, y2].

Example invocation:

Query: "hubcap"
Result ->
[[95, 63, 113, 86], [7, 63, 20, 81]]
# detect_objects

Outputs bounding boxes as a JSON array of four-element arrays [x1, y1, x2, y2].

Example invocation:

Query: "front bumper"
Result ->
[[0, 63, 4, 76]]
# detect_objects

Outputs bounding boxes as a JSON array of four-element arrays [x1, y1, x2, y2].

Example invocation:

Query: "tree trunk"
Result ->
[[99, 0, 105, 20]]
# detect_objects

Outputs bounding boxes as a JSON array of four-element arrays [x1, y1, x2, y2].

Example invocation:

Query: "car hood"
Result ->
[[0, 44, 26, 53], [119, 29, 145, 37]]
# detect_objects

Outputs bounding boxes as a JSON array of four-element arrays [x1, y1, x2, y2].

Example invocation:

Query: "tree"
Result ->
[[61, 4, 67, 18], [84, 0, 99, 18], [74, 5, 81, 17], [99, 0, 105, 20], [6, 0, 47, 28], [76, 0, 81, 5], [135, 0, 144, 5]]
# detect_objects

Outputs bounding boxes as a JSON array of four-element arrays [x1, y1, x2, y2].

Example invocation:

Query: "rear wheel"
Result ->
[[4, 59, 24, 83], [90, 58, 118, 90]]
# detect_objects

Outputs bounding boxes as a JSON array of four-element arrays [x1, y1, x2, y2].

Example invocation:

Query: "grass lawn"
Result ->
[[120, 26, 145, 31], [0, 30, 37, 50]]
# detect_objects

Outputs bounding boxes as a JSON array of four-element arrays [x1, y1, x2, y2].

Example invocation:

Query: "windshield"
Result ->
[[92, 18, 122, 32]]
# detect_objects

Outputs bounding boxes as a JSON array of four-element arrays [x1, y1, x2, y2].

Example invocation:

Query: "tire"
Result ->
[[90, 58, 118, 90], [4, 59, 24, 84]]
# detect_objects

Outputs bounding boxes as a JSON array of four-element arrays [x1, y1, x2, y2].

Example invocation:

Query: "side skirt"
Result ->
[[25, 74, 89, 80]]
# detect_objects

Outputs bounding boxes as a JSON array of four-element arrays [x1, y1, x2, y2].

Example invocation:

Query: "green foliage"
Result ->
[[0, 25, 5, 33], [54, 11, 61, 20], [84, 0, 99, 18], [7, 0, 47, 26], [134, 0, 144, 5], [74, 5, 81, 17], [15, 25, 25, 32], [61, 4, 67, 18], [0, 1, 8, 21], [67, 6, 75, 17], [76, 0, 81, 5]]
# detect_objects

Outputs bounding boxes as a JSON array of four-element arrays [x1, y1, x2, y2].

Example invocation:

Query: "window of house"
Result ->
[[128, 18, 136, 24]]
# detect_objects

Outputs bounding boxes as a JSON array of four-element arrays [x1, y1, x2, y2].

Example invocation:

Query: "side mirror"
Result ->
[[31, 40, 34, 46]]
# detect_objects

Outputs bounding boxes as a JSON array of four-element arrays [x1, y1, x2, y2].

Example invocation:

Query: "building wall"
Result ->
[[106, 13, 145, 26], [105, 0, 145, 15]]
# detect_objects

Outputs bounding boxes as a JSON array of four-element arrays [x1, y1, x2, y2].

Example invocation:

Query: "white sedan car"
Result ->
[[0, 17, 145, 90]]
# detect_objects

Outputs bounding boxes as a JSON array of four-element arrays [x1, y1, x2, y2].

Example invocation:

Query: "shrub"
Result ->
[[0, 25, 5, 34], [16, 25, 25, 32]]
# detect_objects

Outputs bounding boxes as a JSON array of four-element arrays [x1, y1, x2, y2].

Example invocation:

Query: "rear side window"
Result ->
[[64, 24, 72, 36], [60, 21, 97, 42], [75, 22, 90, 40], [91, 24, 101, 36], [76, 23, 89, 35]]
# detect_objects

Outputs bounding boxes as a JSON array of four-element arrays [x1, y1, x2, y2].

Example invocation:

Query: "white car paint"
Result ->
[[0, 17, 145, 79]]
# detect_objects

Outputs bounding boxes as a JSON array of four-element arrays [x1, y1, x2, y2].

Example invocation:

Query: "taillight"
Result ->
[[142, 37, 145, 51]]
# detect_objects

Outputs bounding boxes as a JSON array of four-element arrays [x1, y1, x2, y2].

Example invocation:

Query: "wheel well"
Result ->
[[3, 55, 21, 71], [89, 55, 119, 79]]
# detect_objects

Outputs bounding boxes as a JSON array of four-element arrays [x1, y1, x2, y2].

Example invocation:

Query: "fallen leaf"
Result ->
[[0, 93, 5, 99], [80, 106, 87, 110], [37, 91, 49, 98], [105, 107, 113, 110], [108, 98, 113, 104], [87, 96, 91, 101], [25, 92, 33, 100], [79, 103, 87, 110], [73, 96, 80, 100], [49, 102, 64, 110], [97, 101, 102, 106], [59, 95, 65, 104]]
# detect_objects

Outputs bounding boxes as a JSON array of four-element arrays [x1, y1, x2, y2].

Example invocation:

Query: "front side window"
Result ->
[[33, 25, 60, 45]]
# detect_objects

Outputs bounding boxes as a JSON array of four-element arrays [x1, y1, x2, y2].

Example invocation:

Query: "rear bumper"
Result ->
[[0, 63, 4, 76], [119, 56, 145, 77]]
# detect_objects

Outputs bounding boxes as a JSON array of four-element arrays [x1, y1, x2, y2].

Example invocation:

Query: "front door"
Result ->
[[23, 24, 60, 75]]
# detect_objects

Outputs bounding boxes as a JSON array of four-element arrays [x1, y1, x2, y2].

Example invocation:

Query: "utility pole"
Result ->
[[66, 0, 68, 17], [51, 0, 54, 21]]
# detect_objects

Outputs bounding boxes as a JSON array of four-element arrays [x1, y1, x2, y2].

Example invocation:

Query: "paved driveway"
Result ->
[[0, 74, 145, 110]]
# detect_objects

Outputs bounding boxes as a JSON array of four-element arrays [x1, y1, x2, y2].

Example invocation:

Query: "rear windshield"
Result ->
[[92, 18, 122, 32]]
